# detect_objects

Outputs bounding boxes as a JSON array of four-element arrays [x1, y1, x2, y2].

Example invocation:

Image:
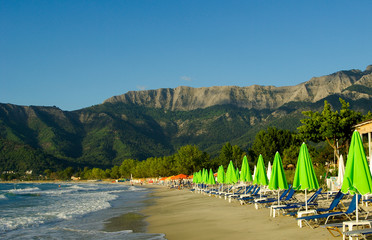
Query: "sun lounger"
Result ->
[[320, 222, 344, 237], [287, 190, 344, 217], [274, 188, 322, 214], [238, 186, 261, 205], [316, 190, 345, 212], [296, 194, 360, 228], [343, 226, 372, 240], [254, 186, 293, 209]]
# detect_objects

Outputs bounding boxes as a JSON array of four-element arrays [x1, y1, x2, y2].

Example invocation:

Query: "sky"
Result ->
[[1, 0, 372, 111]]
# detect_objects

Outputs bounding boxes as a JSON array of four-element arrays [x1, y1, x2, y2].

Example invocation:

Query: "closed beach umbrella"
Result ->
[[203, 168, 209, 184], [293, 143, 319, 211], [253, 155, 269, 199], [269, 152, 289, 205], [226, 160, 238, 184], [341, 131, 372, 222], [267, 161, 272, 181], [192, 172, 198, 184], [217, 165, 226, 184], [240, 155, 253, 182], [217, 165, 226, 193], [235, 167, 240, 181], [208, 169, 216, 185], [337, 154, 345, 187], [253, 155, 269, 186]]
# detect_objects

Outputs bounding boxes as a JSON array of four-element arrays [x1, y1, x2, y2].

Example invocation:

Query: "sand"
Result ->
[[143, 186, 335, 240]]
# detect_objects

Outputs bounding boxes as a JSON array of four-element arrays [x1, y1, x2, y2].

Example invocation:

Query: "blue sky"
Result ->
[[1, 0, 371, 111]]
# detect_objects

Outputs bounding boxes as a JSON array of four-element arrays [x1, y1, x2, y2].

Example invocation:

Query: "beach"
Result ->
[[143, 186, 334, 240]]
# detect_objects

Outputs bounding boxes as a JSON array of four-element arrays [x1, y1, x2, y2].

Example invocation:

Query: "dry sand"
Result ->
[[143, 186, 334, 240]]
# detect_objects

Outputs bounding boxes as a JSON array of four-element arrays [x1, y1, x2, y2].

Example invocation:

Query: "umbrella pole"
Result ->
[[305, 189, 308, 212], [356, 194, 359, 223], [277, 190, 280, 205]]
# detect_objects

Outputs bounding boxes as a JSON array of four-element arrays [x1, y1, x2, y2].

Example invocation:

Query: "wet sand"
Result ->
[[143, 186, 334, 240]]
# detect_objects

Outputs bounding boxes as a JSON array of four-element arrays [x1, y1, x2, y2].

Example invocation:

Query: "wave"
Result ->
[[0, 194, 7, 200], [128, 186, 145, 191], [8, 187, 41, 194], [55, 227, 133, 234]]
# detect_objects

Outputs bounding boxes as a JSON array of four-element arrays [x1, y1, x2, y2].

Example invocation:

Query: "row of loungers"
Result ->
[[191, 184, 372, 239]]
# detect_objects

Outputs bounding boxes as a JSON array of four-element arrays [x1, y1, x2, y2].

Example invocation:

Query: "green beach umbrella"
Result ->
[[269, 152, 289, 205], [341, 130, 372, 222], [217, 165, 226, 194], [240, 155, 253, 182], [208, 169, 216, 185], [217, 165, 226, 184], [203, 168, 209, 184], [253, 155, 269, 200], [293, 143, 319, 211], [198, 170, 202, 184], [226, 161, 238, 184], [253, 155, 269, 186], [235, 167, 240, 181], [192, 172, 198, 183]]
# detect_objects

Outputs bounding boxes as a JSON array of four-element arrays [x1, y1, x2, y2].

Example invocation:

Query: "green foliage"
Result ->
[[217, 142, 246, 168], [119, 159, 137, 178], [1, 91, 371, 177], [174, 145, 209, 175], [298, 98, 363, 157], [250, 127, 299, 164]]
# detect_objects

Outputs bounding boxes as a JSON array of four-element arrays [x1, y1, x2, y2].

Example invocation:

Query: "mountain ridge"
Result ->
[[104, 66, 372, 111], [1, 65, 371, 173]]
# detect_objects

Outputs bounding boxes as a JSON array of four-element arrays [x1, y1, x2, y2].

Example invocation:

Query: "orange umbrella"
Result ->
[[176, 174, 189, 179]]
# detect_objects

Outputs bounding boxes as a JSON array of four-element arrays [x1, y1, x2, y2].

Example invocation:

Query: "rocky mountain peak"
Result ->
[[104, 66, 372, 111]]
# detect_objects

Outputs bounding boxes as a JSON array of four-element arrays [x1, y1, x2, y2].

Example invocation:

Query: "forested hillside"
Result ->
[[0, 66, 371, 174]]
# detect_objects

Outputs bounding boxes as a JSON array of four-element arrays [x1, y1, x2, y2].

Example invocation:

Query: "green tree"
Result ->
[[251, 127, 297, 164], [110, 165, 120, 179], [119, 159, 137, 178], [91, 168, 105, 179], [298, 98, 362, 161], [218, 142, 245, 168], [174, 145, 209, 175], [61, 167, 74, 180]]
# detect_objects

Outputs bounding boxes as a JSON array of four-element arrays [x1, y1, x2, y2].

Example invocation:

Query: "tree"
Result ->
[[119, 159, 137, 178], [110, 165, 120, 179], [174, 145, 209, 175], [298, 98, 363, 161], [218, 142, 245, 168], [251, 127, 297, 164]]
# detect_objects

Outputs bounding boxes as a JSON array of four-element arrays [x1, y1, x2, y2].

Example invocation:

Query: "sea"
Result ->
[[0, 182, 166, 240]]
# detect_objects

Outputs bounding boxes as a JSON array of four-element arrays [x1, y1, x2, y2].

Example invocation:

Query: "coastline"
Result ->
[[142, 185, 333, 240]]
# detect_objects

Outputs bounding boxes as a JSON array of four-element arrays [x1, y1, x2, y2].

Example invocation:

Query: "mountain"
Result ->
[[104, 67, 372, 111], [1, 66, 371, 173]]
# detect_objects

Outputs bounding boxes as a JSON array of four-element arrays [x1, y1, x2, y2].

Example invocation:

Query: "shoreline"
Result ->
[[142, 185, 333, 240]]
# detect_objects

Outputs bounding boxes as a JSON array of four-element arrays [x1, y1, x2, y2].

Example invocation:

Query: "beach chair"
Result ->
[[316, 190, 345, 212], [274, 188, 322, 214], [254, 185, 292, 209], [238, 186, 261, 205], [296, 194, 361, 228], [286, 190, 345, 217], [229, 185, 254, 200], [214, 186, 234, 198], [320, 222, 344, 237], [343, 226, 372, 240], [223, 186, 245, 199]]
